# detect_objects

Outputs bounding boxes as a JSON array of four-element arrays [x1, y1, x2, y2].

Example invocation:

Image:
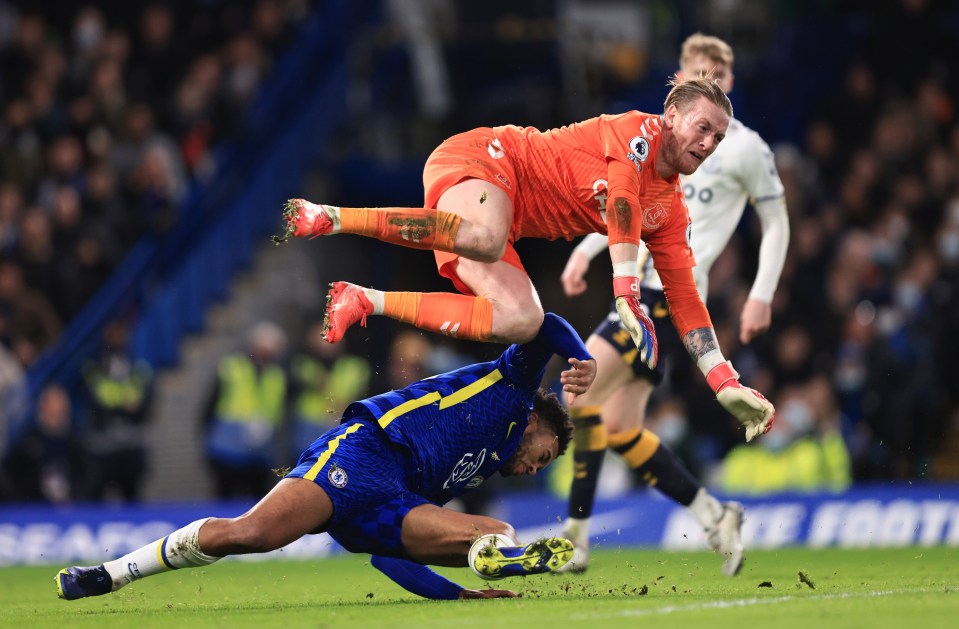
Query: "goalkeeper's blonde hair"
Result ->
[[663, 76, 733, 119]]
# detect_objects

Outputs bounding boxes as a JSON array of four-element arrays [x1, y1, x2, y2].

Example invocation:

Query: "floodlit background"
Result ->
[[1, 0, 959, 561]]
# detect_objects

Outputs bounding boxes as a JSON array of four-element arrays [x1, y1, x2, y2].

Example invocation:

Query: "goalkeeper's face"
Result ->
[[500, 417, 559, 477]]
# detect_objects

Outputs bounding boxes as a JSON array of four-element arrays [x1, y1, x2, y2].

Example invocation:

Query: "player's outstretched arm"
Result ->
[[561, 233, 609, 296], [458, 588, 520, 599], [370, 555, 518, 600], [505, 313, 596, 403], [603, 182, 658, 365], [683, 327, 775, 442], [608, 242, 658, 368], [560, 356, 597, 405], [660, 266, 775, 441], [370, 555, 471, 600], [531, 313, 597, 404], [740, 195, 789, 343]]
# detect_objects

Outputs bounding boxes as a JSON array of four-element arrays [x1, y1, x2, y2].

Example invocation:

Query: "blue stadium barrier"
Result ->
[[3, 484, 957, 566]]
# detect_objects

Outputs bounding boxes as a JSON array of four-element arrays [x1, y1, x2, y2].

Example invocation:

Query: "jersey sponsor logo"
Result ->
[[494, 173, 512, 189], [487, 138, 505, 159], [642, 203, 668, 230], [443, 449, 487, 489], [328, 464, 348, 488], [506, 421, 518, 440], [465, 476, 485, 489], [683, 183, 714, 204], [685, 221, 692, 249], [627, 136, 650, 171]]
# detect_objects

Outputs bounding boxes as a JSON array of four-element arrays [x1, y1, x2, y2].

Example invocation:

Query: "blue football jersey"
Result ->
[[341, 314, 590, 504]]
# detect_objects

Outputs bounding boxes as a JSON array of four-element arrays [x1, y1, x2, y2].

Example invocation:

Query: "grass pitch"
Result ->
[[6, 547, 957, 628]]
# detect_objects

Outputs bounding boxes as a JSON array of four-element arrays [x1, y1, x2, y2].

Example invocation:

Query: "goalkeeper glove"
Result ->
[[613, 275, 658, 369], [706, 361, 775, 441]]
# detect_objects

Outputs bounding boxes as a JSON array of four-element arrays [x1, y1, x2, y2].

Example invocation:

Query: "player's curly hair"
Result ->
[[533, 389, 574, 456]]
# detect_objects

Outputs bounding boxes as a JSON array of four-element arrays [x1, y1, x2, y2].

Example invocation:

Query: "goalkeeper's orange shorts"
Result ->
[[423, 127, 525, 296], [434, 243, 525, 296], [422, 127, 518, 210]]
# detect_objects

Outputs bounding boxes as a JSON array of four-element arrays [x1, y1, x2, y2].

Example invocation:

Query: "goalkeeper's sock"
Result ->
[[612, 429, 700, 506], [383, 292, 493, 341], [339, 207, 461, 251], [567, 407, 607, 520], [102, 519, 220, 589]]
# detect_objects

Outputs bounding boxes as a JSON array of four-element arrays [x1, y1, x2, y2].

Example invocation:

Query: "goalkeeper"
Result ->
[[56, 313, 596, 601], [279, 75, 772, 448], [556, 33, 787, 576]]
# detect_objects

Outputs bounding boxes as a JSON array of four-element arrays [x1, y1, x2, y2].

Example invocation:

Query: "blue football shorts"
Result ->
[[286, 418, 432, 557], [592, 288, 678, 384]]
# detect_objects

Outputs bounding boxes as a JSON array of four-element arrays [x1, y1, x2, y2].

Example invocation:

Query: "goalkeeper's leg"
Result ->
[[324, 256, 544, 345], [281, 179, 514, 263]]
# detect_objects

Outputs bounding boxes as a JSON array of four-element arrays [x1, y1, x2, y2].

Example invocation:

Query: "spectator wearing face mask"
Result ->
[[719, 377, 851, 495]]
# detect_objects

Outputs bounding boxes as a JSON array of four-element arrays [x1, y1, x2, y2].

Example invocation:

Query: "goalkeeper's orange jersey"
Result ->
[[423, 112, 694, 271], [422, 112, 709, 333]]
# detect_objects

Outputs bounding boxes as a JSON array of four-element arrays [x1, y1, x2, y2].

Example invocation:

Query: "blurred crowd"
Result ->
[[695, 8, 959, 484], [0, 0, 305, 369], [0, 0, 308, 501], [2, 0, 959, 505]]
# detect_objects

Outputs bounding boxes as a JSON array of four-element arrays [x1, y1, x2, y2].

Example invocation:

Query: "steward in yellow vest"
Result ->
[[203, 322, 288, 499], [288, 322, 371, 455]]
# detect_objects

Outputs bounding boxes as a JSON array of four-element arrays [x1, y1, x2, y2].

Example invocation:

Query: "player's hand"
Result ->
[[560, 357, 597, 405], [706, 361, 775, 442], [561, 250, 590, 297], [613, 284, 658, 369], [459, 588, 519, 599], [739, 298, 772, 344]]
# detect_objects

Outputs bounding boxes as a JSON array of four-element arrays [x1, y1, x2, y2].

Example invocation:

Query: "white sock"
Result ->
[[102, 518, 220, 590], [563, 517, 591, 545], [687, 488, 724, 530], [364, 288, 385, 315]]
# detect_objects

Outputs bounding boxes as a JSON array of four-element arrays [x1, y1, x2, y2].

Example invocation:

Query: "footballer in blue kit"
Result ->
[[56, 313, 597, 601]]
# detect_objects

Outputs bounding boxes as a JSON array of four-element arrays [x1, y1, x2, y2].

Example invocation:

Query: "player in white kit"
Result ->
[[557, 33, 790, 576]]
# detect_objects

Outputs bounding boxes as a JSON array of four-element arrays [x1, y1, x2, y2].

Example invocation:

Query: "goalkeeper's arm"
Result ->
[[660, 267, 775, 442]]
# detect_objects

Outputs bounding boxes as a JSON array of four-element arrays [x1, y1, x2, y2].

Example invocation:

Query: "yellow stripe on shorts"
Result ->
[[304, 423, 363, 481]]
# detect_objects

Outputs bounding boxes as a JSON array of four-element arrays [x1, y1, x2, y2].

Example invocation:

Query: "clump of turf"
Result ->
[[271, 199, 300, 245]]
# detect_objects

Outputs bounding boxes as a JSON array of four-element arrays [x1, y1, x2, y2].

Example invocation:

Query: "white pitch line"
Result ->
[[570, 586, 956, 620]]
